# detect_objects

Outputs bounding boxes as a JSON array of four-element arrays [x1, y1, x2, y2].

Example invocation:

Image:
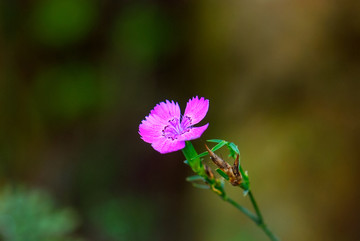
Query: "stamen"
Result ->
[[162, 116, 192, 140]]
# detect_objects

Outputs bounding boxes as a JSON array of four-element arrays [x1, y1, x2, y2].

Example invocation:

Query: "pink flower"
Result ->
[[139, 96, 209, 154]]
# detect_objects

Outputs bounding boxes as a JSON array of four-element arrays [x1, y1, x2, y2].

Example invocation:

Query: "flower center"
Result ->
[[162, 116, 192, 140]]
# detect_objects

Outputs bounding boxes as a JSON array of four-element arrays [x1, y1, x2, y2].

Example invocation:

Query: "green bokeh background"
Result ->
[[0, 0, 359, 240]]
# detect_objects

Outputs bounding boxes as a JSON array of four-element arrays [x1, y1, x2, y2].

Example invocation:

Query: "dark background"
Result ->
[[0, 0, 359, 240]]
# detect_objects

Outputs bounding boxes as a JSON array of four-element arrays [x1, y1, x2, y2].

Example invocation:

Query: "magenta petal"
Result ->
[[139, 100, 180, 143], [139, 114, 166, 143], [178, 123, 209, 141], [139, 122, 162, 143], [183, 96, 209, 125], [151, 100, 181, 122], [151, 138, 186, 154]]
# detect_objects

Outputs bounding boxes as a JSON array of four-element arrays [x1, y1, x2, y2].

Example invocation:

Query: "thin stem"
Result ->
[[248, 191, 280, 241], [223, 196, 259, 224], [260, 224, 280, 241], [248, 191, 263, 223]]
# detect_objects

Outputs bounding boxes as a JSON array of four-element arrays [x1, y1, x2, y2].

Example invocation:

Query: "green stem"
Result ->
[[182, 141, 204, 175], [223, 196, 259, 224], [260, 224, 280, 241], [248, 191, 263, 223], [248, 191, 280, 241]]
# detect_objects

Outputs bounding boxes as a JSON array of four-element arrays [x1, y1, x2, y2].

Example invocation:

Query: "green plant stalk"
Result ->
[[247, 190, 280, 241], [182, 141, 280, 241], [182, 141, 204, 175], [223, 196, 259, 224]]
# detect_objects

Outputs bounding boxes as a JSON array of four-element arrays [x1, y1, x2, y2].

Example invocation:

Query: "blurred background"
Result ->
[[0, 0, 359, 240]]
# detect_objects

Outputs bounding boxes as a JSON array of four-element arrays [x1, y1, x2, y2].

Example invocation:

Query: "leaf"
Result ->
[[228, 142, 240, 153], [226, 143, 239, 160], [207, 139, 225, 144], [211, 140, 227, 152], [191, 140, 227, 160], [220, 179, 225, 190], [240, 182, 250, 192], [191, 183, 210, 189], [242, 189, 249, 196], [182, 141, 202, 172], [244, 170, 249, 180], [191, 151, 209, 160], [239, 165, 249, 182], [186, 175, 205, 182], [227, 142, 240, 158], [216, 169, 229, 180]]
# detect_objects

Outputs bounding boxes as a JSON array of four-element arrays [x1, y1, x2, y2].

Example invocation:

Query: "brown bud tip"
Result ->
[[204, 144, 212, 154], [232, 154, 241, 177], [204, 144, 230, 170], [204, 164, 214, 179]]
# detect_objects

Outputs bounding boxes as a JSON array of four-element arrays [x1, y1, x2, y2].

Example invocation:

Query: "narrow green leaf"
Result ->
[[191, 151, 209, 160], [239, 165, 249, 182], [192, 141, 227, 160], [192, 183, 210, 189], [244, 170, 249, 179], [228, 142, 240, 154], [240, 182, 250, 192], [211, 140, 227, 152], [227, 142, 240, 159], [220, 179, 225, 189], [216, 169, 229, 180], [186, 175, 205, 182], [243, 189, 249, 196], [207, 139, 225, 144]]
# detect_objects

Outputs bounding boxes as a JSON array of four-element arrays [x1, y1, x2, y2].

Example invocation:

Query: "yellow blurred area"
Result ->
[[0, 0, 359, 240]]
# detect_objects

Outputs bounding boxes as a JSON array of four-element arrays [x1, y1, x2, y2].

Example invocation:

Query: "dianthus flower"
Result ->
[[139, 96, 209, 154]]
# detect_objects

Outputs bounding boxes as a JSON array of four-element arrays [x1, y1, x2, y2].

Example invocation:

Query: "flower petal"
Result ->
[[183, 96, 209, 125], [139, 123, 161, 143], [139, 99, 181, 144], [151, 138, 186, 154], [178, 123, 209, 141], [151, 100, 181, 122], [139, 114, 166, 143]]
